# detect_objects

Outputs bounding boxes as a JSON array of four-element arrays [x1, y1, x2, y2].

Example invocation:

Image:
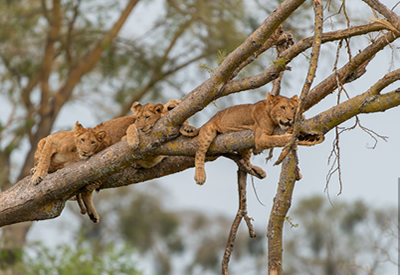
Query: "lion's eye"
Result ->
[[81, 138, 85, 142], [280, 106, 286, 110], [91, 141, 96, 145], [145, 116, 150, 119]]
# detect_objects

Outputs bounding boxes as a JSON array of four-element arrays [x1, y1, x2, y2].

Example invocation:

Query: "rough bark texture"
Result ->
[[267, 150, 299, 275]]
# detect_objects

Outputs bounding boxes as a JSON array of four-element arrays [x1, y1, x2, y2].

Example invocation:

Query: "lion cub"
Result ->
[[31, 122, 111, 185], [78, 99, 194, 222], [182, 93, 323, 185]]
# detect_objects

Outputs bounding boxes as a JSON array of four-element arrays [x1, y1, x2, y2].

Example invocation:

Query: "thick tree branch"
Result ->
[[3, 66, 400, 227], [0, 130, 254, 227]]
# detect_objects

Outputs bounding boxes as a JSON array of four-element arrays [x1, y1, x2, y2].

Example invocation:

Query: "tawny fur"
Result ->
[[31, 122, 111, 185], [78, 99, 194, 222], [182, 93, 324, 185]]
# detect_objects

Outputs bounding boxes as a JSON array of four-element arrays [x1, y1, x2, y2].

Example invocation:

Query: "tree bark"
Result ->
[[267, 149, 299, 275]]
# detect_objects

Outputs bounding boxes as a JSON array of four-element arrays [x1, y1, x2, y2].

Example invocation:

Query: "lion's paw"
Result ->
[[126, 125, 140, 149], [31, 174, 45, 185], [298, 133, 324, 146], [85, 181, 102, 192], [88, 213, 100, 223], [195, 168, 206, 185], [182, 124, 197, 133]]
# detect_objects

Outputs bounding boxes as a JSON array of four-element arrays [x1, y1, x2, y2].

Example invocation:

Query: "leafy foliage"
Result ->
[[15, 241, 141, 275]]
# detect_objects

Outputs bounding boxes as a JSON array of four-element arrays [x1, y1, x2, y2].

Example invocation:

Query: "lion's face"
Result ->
[[74, 122, 110, 160], [267, 93, 299, 130], [131, 102, 164, 133]]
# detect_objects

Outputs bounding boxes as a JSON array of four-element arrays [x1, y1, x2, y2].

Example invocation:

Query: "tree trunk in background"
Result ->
[[0, 0, 139, 269]]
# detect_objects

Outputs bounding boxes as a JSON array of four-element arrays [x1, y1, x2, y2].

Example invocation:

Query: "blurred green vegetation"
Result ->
[[15, 241, 141, 275], [284, 195, 397, 275]]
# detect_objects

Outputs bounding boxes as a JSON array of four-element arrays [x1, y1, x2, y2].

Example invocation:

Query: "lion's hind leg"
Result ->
[[81, 181, 102, 223], [31, 136, 54, 185], [238, 149, 266, 179]]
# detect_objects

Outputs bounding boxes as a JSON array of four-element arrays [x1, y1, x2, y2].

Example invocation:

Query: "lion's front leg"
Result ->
[[194, 126, 218, 185], [126, 124, 140, 149], [254, 132, 292, 151], [31, 136, 54, 185]]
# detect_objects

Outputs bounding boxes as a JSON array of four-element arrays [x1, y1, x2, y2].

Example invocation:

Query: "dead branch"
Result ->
[[222, 168, 256, 275]]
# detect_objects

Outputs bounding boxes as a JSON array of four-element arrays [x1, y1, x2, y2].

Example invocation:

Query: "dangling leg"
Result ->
[[81, 181, 102, 223], [238, 149, 266, 179], [194, 127, 218, 185]]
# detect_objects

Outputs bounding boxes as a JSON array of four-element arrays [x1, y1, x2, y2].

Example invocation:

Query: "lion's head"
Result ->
[[74, 122, 111, 160], [131, 102, 164, 132], [163, 99, 181, 112], [267, 93, 299, 131]]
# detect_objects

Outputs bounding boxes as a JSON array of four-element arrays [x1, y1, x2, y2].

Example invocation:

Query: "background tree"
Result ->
[[284, 195, 397, 275], [0, 0, 399, 274]]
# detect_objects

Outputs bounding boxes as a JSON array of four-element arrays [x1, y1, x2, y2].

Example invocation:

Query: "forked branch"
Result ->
[[222, 168, 256, 275]]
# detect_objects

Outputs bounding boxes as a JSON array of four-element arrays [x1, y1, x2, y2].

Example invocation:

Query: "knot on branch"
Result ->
[[359, 95, 380, 110]]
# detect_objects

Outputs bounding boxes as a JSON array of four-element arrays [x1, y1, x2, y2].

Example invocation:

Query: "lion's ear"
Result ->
[[74, 121, 85, 136], [154, 103, 164, 114], [131, 102, 141, 113], [96, 131, 108, 141], [291, 95, 299, 101], [266, 93, 276, 105]]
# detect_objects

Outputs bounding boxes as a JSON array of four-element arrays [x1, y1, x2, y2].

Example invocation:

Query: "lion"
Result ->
[[181, 93, 324, 185], [31, 121, 111, 185], [77, 99, 196, 222], [124, 99, 196, 164]]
